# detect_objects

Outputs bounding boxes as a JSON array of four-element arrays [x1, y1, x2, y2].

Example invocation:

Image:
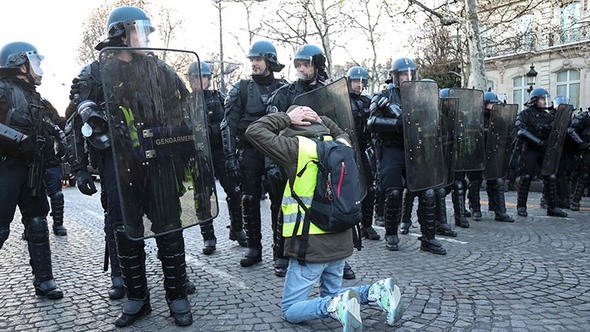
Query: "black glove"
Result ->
[[18, 136, 36, 154], [537, 139, 546, 147], [69, 77, 88, 102], [76, 170, 97, 195], [225, 158, 240, 182]]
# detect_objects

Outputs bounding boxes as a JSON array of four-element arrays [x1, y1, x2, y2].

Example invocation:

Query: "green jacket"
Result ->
[[245, 112, 354, 263]]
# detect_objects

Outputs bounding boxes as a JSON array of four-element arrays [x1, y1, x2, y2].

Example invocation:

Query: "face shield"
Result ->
[[124, 20, 153, 48], [25, 51, 44, 76], [394, 69, 416, 85]]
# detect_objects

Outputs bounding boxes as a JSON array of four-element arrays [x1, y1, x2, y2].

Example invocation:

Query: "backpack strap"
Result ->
[[289, 158, 318, 265]]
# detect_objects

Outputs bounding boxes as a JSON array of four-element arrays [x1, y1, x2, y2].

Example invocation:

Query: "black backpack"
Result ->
[[290, 137, 363, 263]]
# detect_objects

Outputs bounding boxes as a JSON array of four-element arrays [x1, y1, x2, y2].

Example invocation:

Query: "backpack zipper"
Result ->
[[337, 161, 345, 198]]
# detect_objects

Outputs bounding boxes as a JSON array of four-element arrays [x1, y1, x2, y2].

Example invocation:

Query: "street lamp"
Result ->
[[526, 64, 537, 93]]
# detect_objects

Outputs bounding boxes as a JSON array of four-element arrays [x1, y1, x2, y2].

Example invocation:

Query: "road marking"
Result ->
[[407, 232, 469, 244], [185, 255, 251, 290]]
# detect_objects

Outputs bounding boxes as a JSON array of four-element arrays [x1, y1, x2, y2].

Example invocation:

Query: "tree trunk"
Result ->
[[464, 0, 487, 90]]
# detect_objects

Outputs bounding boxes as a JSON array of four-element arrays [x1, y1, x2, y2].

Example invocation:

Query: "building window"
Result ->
[[561, 2, 581, 42], [556, 69, 580, 108], [515, 14, 533, 49], [512, 76, 528, 110]]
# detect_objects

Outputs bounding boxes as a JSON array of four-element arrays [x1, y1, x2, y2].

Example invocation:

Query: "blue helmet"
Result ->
[[187, 61, 212, 77], [346, 66, 368, 81], [96, 6, 154, 50], [294, 44, 327, 81], [0, 42, 44, 82], [484, 91, 500, 104], [439, 88, 450, 99], [247, 40, 284, 72], [525, 87, 550, 107], [391, 57, 417, 86]]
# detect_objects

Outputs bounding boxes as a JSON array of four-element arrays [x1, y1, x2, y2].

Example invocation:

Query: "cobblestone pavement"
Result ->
[[1, 183, 589, 331]]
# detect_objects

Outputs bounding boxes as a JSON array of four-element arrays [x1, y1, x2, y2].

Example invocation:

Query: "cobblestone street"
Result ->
[[1, 183, 589, 331]]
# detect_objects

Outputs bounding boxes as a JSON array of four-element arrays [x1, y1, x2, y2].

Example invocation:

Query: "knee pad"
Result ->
[[49, 191, 64, 204], [27, 217, 49, 243], [385, 188, 403, 200], [453, 179, 465, 193], [421, 188, 436, 201], [520, 174, 531, 184], [242, 194, 257, 207], [547, 174, 558, 182], [156, 231, 185, 256]]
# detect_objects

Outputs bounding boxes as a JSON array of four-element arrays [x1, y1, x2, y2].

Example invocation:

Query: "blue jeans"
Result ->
[[44, 165, 62, 196], [281, 258, 370, 324]]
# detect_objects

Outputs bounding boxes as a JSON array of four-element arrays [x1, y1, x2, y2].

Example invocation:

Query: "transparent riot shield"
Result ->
[[448, 88, 485, 172], [401, 80, 446, 191], [100, 47, 218, 240], [541, 104, 574, 176], [292, 77, 367, 197], [440, 98, 459, 185], [484, 104, 518, 179]]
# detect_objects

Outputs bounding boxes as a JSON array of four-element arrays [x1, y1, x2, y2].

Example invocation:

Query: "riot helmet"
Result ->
[[525, 87, 550, 109], [247, 40, 284, 73], [0, 41, 44, 85], [187, 61, 212, 90], [347, 66, 368, 94], [293, 44, 328, 83], [96, 6, 155, 50], [391, 57, 417, 86], [439, 88, 450, 99], [553, 95, 568, 108]]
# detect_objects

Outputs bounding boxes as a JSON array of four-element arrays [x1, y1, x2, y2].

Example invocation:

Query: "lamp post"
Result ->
[[526, 64, 537, 94]]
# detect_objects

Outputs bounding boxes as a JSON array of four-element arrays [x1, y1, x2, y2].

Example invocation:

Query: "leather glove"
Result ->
[[18, 135, 36, 154], [75, 170, 97, 195], [225, 158, 240, 182], [69, 77, 88, 102]]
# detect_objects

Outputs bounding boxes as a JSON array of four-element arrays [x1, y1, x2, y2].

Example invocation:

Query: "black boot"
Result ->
[[26, 217, 63, 299], [200, 221, 217, 255], [435, 188, 457, 237], [384, 189, 402, 251], [241, 194, 263, 267], [452, 180, 470, 228], [114, 297, 152, 327], [517, 175, 531, 217], [167, 297, 193, 326], [418, 189, 446, 255], [400, 189, 414, 235], [49, 192, 67, 236], [545, 176, 568, 217], [468, 179, 482, 221], [343, 261, 355, 280], [109, 276, 125, 300], [273, 258, 289, 277], [115, 227, 150, 327], [570, 173, 588, 211], [360, 188, 380, 240], [489, 179, 515, 223], [227, 193, 247, 247]]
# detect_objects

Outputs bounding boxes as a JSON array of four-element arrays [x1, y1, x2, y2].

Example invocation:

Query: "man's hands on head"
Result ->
[[288, 106, 322, 126]]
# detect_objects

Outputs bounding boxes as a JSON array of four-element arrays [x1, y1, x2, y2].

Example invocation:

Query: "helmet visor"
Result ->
[[395, 69, 416, 84], [25, 51, 44, 76], [124, 20, 153, 48]]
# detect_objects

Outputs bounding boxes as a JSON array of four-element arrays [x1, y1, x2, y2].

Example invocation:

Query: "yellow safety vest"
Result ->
[[282, 135, 331, 238]]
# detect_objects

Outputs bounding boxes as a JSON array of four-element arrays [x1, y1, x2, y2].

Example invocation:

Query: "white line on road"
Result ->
[[185, 255, 251, 290], [407, 232, 469, 244]]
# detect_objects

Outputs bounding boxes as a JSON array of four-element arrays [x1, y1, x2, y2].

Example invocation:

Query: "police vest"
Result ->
[[282, 135, 332, 237]]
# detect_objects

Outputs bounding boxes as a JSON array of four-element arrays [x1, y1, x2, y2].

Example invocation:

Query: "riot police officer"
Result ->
[[515, 88, 568, 218], [66, 6, 194, 326], [367, 58, 446, 255], [187, 61, 247, 255], [346, 66, 380, 241], [267, 45, 356, 278], [466, 92, 515, 222], [0, 41, 63, 299], [567, 108, 590, 210], [221, 40, 287, 269]]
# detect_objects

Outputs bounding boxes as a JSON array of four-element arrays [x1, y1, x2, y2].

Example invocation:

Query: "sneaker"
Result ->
[[368, 278, 403, 326], [327, 290, 362, 332]]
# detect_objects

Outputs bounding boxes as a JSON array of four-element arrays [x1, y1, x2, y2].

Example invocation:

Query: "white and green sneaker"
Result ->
[[368, 278, 403, 326], [327, 290, 363, 332]]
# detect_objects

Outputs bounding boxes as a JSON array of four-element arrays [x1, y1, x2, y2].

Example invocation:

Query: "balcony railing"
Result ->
[[483, 24, 590, 58]]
